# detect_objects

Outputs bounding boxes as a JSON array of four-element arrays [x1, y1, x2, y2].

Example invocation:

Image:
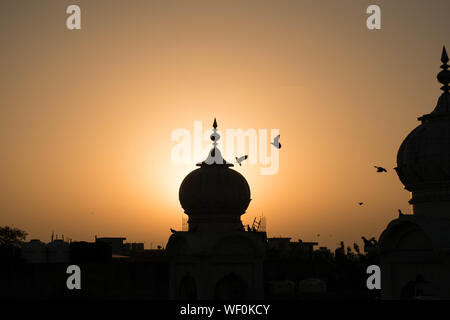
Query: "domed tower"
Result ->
[[167, 119, 266, 300], [396, 46, 450, 216], [379, 47, 450, 299], [179, 118, 251, 232]]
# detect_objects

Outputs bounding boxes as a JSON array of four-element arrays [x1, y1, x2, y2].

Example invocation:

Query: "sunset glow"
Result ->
[[1, 0, 449, 250]]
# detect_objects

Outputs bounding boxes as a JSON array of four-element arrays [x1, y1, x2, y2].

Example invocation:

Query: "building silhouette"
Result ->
[[5, 49, 450, 300], [379, 46, 450, 299], [95, 237, 126, 255], [166, 119, 266, 299], [21, 239, 70, 263]]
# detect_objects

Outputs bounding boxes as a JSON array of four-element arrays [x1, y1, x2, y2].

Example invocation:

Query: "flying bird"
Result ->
[[271, 134, 282, 149], [358, 202, 364, 206], [235, 155, 248, 166], [374, 166, 387, 173]]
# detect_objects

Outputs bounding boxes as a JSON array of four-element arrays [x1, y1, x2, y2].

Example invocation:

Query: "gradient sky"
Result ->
[[1, 0, 449, 250]]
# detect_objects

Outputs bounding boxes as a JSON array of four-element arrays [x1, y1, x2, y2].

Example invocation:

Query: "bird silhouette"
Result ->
[[358, 202, 364, 206], [235, 155, 248, 166], [374, 166, 387, 173], [271, 134, 282, 149], [361, 236, 378, 248], [398, 209, 404, 217], [170, 228, 177, 234]]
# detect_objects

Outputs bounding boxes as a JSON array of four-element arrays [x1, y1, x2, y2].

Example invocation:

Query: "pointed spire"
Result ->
[[213, 118, 217, 129], [438, 45, 450, 93], [442, 46, 449, 65]]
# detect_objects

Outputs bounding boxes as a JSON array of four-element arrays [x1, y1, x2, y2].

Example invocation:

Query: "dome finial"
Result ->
[[438, 45, 450, 93], [197, 118, 232, 166], [210, 118, 219, 147]]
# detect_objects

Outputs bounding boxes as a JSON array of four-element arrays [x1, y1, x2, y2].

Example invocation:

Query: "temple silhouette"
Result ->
[[1, 47, 450, 300], [166, 118, 266, 299], [378, 46, 450, 299]]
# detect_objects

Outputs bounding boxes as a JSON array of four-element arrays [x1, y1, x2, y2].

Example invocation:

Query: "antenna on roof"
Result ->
[[259, 213, 266, 232]]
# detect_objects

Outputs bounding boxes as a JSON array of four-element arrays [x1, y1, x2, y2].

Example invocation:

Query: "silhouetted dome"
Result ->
[[396, 96, 450, 188], [179, 163, 251, 216], [179, 118, 251, 217], [396, 47, 450, 199]]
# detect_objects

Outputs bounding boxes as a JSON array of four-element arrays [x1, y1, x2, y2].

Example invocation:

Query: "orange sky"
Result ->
[[1, 0, 449, 250]]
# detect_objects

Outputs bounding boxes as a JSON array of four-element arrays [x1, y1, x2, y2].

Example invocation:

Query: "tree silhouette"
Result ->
[[0, 226, 28, 248]]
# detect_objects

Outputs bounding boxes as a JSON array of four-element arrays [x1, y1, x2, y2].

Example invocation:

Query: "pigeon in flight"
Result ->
[[374, 166, 387, 173], [358, 202, 364, 206], [235, 155, 248, 166], [271, 134, 282, 149]]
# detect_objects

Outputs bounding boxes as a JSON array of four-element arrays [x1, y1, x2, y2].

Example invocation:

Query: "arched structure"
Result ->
[[214, 272, 249, 299], [178, 273, 197, 300]]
